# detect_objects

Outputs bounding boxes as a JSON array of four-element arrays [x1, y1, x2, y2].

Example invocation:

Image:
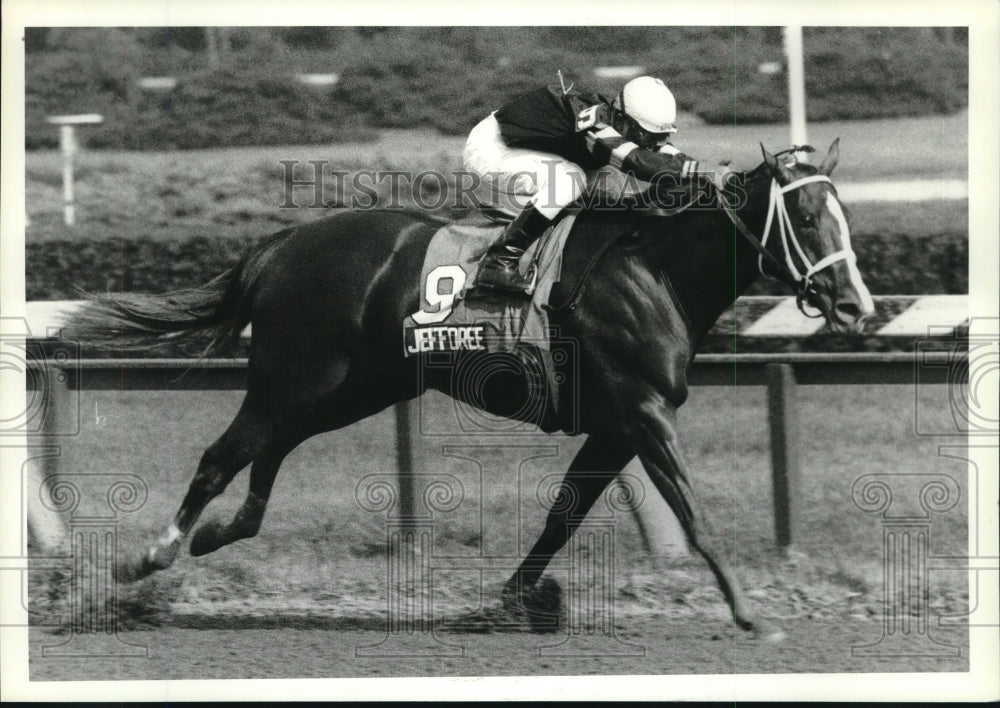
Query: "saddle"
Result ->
[[402, 210, 573, 357], [404, 206, 645, 341]]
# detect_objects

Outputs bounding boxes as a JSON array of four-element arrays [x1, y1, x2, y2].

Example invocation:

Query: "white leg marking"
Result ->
[[157, 523, 183, 547]]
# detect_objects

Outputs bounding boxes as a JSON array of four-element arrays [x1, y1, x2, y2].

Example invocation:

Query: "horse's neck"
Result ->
[[654, 176, 771, 343]]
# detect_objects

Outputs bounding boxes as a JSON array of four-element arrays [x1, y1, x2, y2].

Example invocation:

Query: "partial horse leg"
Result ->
[[187, 440, 291, 557], [504, 433, 634, 603], [631, 402, 782, 639], [186, 368, 420, 559], [127, 393, 271, 580]]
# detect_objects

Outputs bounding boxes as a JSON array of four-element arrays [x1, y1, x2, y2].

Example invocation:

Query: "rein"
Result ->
[[716, 171, 853, 317]]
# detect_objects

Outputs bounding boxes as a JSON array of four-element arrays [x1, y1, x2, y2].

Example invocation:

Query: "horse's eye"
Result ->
[[801, 214, 815, 227]]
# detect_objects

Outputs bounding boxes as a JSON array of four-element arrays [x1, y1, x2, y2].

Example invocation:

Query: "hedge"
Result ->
[[26, 229, 966, 301], [26, 49, 378, 150], [679, 27, 968, 124], [26, 27, 967, 150]]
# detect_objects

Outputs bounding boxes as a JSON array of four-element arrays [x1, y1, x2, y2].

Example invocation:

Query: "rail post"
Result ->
[[45, 114, 103, 227], [394, 401, 417, 527], [767, 363, 800, 549], [618, 458, 688, 557]]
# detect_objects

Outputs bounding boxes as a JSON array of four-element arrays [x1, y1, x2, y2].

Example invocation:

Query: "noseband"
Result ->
[[718, 172, 857, 318]]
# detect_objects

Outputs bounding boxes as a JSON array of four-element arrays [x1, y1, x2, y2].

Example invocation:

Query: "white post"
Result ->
[[622, 457, 688, 557], [59, 125, 76, 226], [46, 114, 103, 227], [27, 369, 70, 554], [783, 26, 808, 162]]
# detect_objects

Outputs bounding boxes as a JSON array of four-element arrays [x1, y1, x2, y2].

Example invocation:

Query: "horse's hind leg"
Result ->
[[127, 393, 271, 580], [187, 440, 291, 557]]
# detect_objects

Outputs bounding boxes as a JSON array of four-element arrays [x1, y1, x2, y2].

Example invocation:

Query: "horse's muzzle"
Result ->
[[819, 295, 871, 333], [808, 287, 871, 334]]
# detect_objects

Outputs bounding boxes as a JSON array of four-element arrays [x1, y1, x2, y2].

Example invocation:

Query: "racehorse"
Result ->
[[67, 141, 872, 639]]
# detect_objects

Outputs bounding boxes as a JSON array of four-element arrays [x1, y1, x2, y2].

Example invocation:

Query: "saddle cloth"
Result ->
[[402, 211, 576, 357]]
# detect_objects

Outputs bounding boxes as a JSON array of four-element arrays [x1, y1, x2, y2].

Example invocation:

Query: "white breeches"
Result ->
[[463, 113, 586, 219]]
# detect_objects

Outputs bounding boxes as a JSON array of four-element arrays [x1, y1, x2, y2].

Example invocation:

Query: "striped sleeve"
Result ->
[[658, 141, 700, 177], [583, 124, 635, 168], [585, 125, 701, 181]]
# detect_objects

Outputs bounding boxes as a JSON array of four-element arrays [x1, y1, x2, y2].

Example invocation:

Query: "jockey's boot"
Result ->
[[476, 204, 551, 295]]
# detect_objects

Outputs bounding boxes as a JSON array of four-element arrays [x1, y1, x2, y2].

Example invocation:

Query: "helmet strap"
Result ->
[[617, 89, 657, 148], [619, 112, 653, 149], [556, 69, 574, 96], [610, 104, 628, 135]]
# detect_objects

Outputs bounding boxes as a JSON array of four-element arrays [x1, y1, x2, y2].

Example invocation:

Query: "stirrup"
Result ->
[[524, 263, 538, 296], [476, 270, 533, 295], [476, 256, 533, 295]]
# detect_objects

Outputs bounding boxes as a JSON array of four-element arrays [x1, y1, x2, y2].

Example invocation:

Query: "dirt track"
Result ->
[[30, 617, 967, 682]]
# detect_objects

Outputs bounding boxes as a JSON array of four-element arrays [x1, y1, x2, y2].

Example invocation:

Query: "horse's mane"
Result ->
[[617, 156, 801, 245], [705, 152, 825, 208]]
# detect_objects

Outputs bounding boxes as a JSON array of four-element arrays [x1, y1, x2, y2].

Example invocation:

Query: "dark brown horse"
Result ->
[[68, 141, 872, 639]]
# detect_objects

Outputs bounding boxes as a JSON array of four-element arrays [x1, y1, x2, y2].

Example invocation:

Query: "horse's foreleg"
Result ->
[[631, 403, 782, 640], [505, 433, 634, 602]]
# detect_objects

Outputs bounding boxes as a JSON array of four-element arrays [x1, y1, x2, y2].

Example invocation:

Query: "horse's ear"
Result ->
[[819, 138, 840, 176], [761, 143, 792, 184], [761, 143, 777, 170]]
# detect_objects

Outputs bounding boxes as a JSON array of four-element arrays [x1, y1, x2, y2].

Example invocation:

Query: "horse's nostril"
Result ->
[[835, 302, 862, 321]]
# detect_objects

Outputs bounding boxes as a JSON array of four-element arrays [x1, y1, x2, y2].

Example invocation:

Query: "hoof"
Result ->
[[758, 627, 786, 643], [524, 576, 563, 634], [751, 620, 786, 643], [503, 576, 563, 634], [500, 582, 520, 612], [118, 546, 167, 584], [189, 519, 226, 557]]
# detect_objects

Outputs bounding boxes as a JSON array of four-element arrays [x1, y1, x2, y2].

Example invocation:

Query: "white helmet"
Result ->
[[615, 76, 677, 134]]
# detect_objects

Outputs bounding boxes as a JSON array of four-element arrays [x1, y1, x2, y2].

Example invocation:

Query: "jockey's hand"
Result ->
[[711, 167, 735, 192], [693, 167, 731, 196]]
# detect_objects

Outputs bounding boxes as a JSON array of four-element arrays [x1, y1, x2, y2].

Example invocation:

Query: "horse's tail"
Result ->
[[65, 228, 293, 356]]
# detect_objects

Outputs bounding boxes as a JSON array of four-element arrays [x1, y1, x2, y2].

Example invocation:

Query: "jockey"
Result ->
[[464, 75, 714, 294]]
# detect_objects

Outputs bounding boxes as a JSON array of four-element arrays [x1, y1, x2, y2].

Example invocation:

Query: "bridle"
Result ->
[[716, 156, 857, 318]]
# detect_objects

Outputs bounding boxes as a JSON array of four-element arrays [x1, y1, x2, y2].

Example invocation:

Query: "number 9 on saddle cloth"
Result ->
[[401, 209, 581, 428]]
